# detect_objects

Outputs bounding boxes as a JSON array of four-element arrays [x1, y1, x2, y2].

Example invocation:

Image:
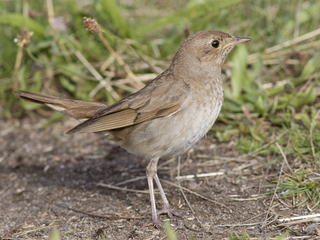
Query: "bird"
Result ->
[[15, 30, 251, 228]]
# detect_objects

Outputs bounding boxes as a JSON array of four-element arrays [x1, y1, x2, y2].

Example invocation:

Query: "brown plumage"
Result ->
[[15, 91, 107, 120], [15, 30, 251, 228]]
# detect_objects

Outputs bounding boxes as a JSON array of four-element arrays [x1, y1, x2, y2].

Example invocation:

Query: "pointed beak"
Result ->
[[223, 37, 252, 49]]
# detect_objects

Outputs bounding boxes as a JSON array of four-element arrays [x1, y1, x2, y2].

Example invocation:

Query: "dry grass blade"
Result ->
[[98, 32, 144, 89], [276, 142, 294, 174], [96, 182, 150, 194], [228, 196, 265, 201], [215, 222, 264, 227], [249, 130, 289, 156], [115, 176, 146, 186], [264, 39, 320, 60], [89, 76, 113, 98], [266, 28, 320, 54], [248, 28, 320, 64], [74, 50, 119, 99], [262, 142, 286, 228], [277, 213, 320, 223], [32, 189, 146, 220], [175, 171, 223, 180], [161, 179, 232, 213], [310, 109, 320, 161], [176, 157, 200, 225]]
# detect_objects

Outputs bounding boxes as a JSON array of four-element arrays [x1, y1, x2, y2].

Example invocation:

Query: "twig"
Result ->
[[160, 179, 232, 213], [310, 110, 320, 161], [176, 156, 195, 214], [216, 222, 264, 227], [262, 144, 286, 228], [277, 213, 320, 222], [115, 176, 146, 186], [175, 171, 224, 180], [177, 157, 196, 218], [0, 213, 28, 239], [249, 129, 288, 156], [35, 192, 145, 220], [97, 182, 150, 194], [158, 157, 176, 168], [98, 32, 144, 89], [74, 50, 119, 99], [266, 28, 320, 54], [276, 142, 294, 174], [13, 44, 24, 89], [247, 28, 320, 65], [89, 76, 113, 98], [114, 73, 158, 85], [244, 212, 268, 224], [46, 0, 54, 25], [266, 214, 279, 226], [228, 196, 265, 201], [100, 30, 159, 74], [266, 40, 320, 60], [20, 225, 60, 237], [294, 0, 301, 38], [276, 194, 293, 208]]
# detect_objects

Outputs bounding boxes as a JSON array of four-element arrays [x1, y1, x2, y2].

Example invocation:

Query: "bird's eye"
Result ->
[[211, 40, 220, 48]]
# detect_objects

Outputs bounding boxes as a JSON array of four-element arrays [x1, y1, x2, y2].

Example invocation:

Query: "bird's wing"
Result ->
[[67, 75, 190, 134]]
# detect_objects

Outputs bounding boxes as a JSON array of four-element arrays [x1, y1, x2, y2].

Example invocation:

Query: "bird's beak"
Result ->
[[223, 37, 252, 49]]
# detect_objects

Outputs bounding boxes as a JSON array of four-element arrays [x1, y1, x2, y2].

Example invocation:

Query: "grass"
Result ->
[[1, 0, 320, 237], [49, 227, 60, 240], [228, 231, 251, 240], [277, 171, 320, 209]]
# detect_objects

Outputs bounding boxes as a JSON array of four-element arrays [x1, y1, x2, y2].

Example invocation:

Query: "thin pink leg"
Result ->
[[154, 173, 173, 216], [144, 158, 163, 228], [154, 173, 187, 218], [144, 158, 190, 228], [146, 172, 159, 223]]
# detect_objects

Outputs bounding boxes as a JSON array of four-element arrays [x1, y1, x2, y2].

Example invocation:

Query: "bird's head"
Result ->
[[173, 30, 251, 68]]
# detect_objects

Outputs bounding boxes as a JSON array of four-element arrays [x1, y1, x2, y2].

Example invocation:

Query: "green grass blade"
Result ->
[[294, 50, 320, 85], [0, 14, 45, 37], [231, 44, 249, 98], [49, 227, 61, 240], [164, 221, 177, 240], [137, 0, 244, 34], [100, 0, 130, 38]]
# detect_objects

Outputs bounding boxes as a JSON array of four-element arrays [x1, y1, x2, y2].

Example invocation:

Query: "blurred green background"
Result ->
[[1, 0, 319, 176]]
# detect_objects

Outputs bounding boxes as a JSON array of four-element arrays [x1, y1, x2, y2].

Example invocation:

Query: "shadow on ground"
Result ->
[[0, 115, 318, 239]]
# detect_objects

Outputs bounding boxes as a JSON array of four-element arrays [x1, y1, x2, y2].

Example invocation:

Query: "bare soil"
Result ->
[[0, 114, 319, 239]]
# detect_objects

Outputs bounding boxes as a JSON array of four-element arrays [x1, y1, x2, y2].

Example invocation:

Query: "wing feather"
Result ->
[[67, 73, 190, 134]]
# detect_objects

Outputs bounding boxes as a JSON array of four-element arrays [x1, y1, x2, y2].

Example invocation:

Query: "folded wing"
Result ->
[[67, 76, 190, 134]]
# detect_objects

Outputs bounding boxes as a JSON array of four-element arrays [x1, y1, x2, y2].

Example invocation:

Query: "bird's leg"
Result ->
[[153, 173, 170, 212], [145, 158, 190, 228], [145, 158, 163, 228], [154, 173, 187, 218]]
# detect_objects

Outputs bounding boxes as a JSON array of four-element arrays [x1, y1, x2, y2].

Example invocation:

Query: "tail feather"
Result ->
[[15, 90, 107, 120]]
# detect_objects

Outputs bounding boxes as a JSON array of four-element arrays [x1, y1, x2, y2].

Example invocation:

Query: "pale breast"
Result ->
[[117, 80, 224, 160]]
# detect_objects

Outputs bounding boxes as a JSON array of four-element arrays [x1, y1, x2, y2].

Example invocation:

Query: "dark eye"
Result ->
[[211, 40, 220, 48]]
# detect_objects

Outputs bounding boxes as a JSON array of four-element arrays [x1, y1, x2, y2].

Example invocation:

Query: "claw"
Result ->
[[143, 219, 164, 229], [157, 205, 193, 219]]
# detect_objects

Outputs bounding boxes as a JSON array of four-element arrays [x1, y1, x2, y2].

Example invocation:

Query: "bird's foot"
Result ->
[[143, 218, 164, 229], [142, 206, 192, 229], [157, 205, 193, 219], [143, 218, 186, 230]]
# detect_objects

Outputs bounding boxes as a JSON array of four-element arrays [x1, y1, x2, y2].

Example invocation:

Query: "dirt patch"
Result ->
[[0, 115, 319, 239]]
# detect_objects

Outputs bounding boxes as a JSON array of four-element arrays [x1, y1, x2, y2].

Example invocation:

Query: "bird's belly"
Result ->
[[118, 100, 222, 159]]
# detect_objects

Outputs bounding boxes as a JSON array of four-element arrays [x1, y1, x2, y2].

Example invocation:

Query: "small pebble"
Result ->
[[304, 223, 319, 234]]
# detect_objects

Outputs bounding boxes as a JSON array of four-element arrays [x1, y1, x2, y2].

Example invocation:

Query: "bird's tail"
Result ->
[[15, 90, 107, 121]]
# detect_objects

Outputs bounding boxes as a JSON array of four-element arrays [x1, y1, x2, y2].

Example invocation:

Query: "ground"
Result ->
[[0, 115, 319, 239]]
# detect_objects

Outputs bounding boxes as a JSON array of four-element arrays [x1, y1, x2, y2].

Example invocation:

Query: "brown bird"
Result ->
[[15, 30, 251, 227]]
